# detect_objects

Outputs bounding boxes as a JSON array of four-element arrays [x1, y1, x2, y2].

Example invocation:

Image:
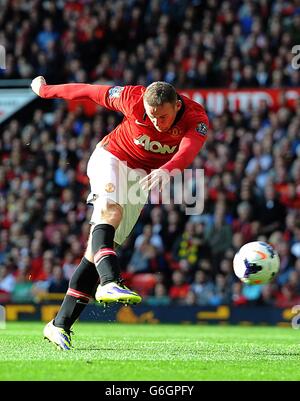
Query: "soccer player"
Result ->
[[30, 76, 209, 350]]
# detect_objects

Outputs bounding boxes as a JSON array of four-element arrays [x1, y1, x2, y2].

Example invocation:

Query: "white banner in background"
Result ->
[[0, 89, 36, 124]]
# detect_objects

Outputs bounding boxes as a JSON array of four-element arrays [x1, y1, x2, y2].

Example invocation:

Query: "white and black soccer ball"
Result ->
[[233, 241, 280, 285]]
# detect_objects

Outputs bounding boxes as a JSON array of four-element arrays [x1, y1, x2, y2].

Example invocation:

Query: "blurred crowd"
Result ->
[[1, 0, 300, 308], [1, 0, 300, 88]]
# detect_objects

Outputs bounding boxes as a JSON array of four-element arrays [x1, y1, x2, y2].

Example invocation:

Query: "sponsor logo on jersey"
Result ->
[[195, 122, 208, 136], [108, 86, 124, 98], [134, 134, 177, 154]]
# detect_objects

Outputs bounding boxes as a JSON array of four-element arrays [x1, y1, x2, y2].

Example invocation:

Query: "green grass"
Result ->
[[0, 322, 300, 380]]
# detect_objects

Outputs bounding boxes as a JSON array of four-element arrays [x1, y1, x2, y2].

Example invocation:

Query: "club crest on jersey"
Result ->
[[196, 122, 208, 136], [104, 183, 116, 193], [134, 134, 177, 154], [108, 86, 124, 98], [170, 126, 180, 137]]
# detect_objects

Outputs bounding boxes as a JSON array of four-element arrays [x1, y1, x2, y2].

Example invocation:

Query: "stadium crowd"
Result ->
[[1, 0, 300, 308]]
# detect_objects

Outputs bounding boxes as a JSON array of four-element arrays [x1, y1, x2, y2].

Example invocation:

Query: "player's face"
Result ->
[[144, 101, 182, 132]]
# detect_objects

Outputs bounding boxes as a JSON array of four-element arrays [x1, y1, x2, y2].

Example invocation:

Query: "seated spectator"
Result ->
[[146, 283, 171, 306], [231, 282, 248, 307], [161, 210, 183, 252], [128, 226, 161, 274], [204, 206, 232, 271], [280, 183, 300, 210], [172, 221, 201, 271], [275, 283, 300, 308], [36, 18, 59, 52], [232, 201, 255, 243], [134, 224, 163, 254], [245, 141, 272, 190], [184, 290, 198, 306], [168, 270, 190, 304], [190, 270, 214, 306], [11, 270, 33, 303], [149, 206, 164, 236], [290, 222, 300, 259], [258, 184, 286, 236], [257, 284, 276, 307], [276, 240, 295, 286], [209, 273, 232, 306], [48, 265, 69, 293], [62, 251, 77, 281], [242, 284, 262, 305], [0, 264, 16, 302], [285, 270, 300, 295]]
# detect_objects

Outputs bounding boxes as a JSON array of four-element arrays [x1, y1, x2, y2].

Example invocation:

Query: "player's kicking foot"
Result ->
[[95, 282, 142, 305], [43, 320, 73, 350]]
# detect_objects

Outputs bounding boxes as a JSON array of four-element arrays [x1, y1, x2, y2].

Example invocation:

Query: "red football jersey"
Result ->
[[40, 84, 209, 173]]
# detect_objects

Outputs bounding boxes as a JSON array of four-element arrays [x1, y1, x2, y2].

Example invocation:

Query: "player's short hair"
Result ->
[[144, 81, 177, 106]]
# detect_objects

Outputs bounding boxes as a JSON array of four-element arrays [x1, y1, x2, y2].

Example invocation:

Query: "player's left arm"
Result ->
[[160, 125, 208, 172], [140, 121, 208, 191]]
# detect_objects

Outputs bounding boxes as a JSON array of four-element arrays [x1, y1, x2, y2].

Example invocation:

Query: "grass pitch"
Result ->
[[0, 322, 300, 381]]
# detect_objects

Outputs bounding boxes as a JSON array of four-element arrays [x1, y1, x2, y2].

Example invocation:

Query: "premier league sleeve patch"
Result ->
[[195, 122, 208, 136], [108, 86, 124, 98]]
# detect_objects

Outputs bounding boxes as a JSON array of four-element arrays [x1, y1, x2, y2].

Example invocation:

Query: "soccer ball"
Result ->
[[233, 241, 280, 285]]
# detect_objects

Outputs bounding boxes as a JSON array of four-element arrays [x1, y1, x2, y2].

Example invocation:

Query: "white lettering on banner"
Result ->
[[229, 92, 273, 111], [0, 89, 36, 124], [285, 90, 300, 102], [182, 88, 300, 114], [67, 88, 300, 116], [134, 134, 177, 154], [207, 92, 224, 115], [204, 92, 274, 114]]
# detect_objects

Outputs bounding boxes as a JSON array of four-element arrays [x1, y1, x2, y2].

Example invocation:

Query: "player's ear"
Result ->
[[175, 100, 182, 112]]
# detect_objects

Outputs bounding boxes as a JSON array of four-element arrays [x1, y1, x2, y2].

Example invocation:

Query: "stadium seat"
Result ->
[[130, 273, 157, 297]]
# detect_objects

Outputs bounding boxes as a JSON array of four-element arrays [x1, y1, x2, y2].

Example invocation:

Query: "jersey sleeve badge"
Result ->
[[195, 122, 208, 136], [108, 86, 124, 98]]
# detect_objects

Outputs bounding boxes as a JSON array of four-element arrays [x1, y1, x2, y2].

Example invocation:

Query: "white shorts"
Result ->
[[86, 146, 148, 245]]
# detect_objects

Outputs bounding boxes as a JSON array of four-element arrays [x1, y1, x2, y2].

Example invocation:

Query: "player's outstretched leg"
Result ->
[[92, 223, 142, 305]]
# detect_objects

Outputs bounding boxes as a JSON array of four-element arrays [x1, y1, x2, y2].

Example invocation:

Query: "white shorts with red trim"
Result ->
[[86, 146, 148, 245]]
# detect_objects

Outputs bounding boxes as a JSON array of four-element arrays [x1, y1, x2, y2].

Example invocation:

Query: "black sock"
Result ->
[[54, 257, 99, 331], [92, 223, 121, 285]]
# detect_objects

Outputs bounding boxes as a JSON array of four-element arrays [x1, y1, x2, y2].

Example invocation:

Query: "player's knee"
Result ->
[[91, 198, 123, 229], [100, 201, 123, 227]]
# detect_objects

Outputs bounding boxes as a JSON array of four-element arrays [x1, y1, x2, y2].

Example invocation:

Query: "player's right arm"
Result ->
[[31, 75, 110, 103], [30, 76, 135, 115]]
